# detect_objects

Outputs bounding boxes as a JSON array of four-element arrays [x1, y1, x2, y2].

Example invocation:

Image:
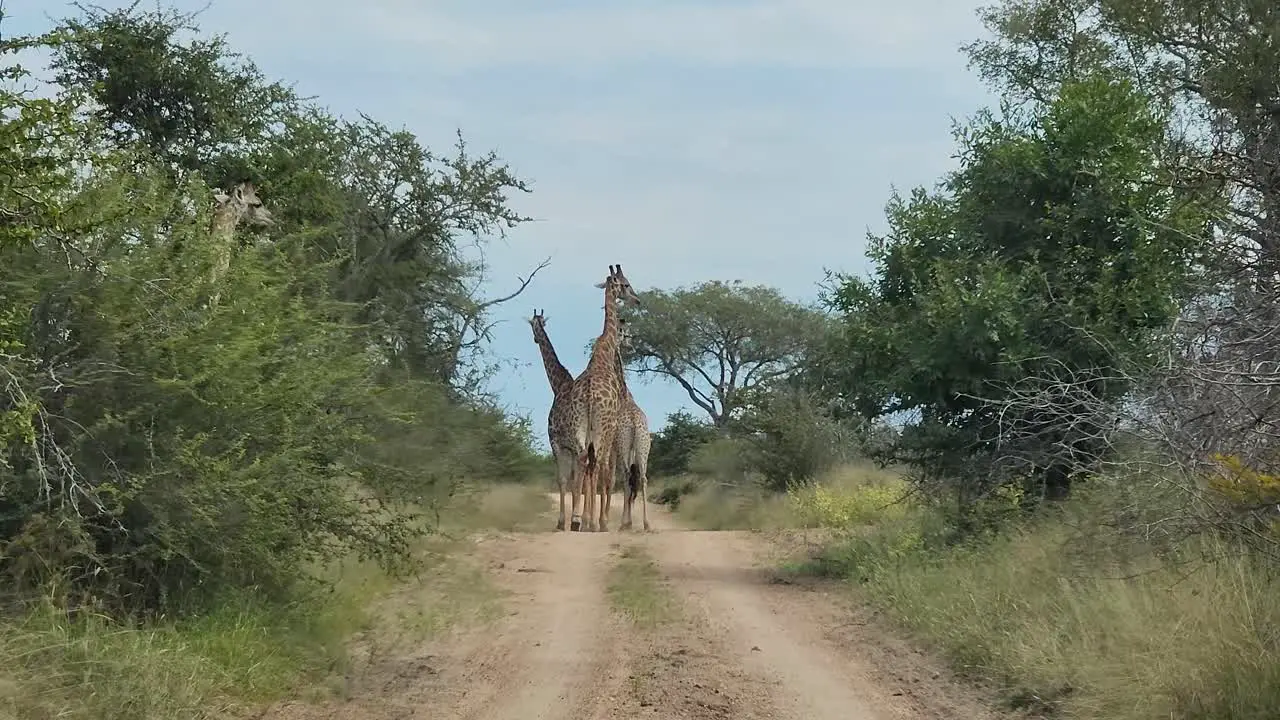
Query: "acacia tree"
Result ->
[[620, 280, 829, 428], [647, 410, 718, 477]]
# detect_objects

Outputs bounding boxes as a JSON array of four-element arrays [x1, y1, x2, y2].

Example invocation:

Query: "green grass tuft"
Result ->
[[0, 482, 552, 720], [606, 543, 679, 628]]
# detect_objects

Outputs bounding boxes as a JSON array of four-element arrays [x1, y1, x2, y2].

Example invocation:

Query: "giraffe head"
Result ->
[[528, 308, 549, 338], [594, 264, 641, 307], [213, 181, 274, 228]]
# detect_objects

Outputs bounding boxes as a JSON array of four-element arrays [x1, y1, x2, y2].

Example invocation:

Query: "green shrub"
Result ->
[[801, 475, 1280, 719]]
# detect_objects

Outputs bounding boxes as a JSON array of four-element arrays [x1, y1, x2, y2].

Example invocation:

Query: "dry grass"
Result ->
[[451, 482, 556, 533], [667, 462, 906, 531], [0, 481, 552, 720], [662, 459, 1280, 719], [801, 490, 1280, 719]]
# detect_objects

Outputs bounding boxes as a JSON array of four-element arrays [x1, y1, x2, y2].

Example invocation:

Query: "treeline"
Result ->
[[0, 6, 544, 617], [635, 0, 1280, 552]]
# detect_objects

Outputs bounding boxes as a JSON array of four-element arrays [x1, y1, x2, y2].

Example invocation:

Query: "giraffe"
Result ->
[[564, 264, 640, 532], [528, 309, 578, 531], [209, 180, 273, 307], [613, 317, 653, 532]]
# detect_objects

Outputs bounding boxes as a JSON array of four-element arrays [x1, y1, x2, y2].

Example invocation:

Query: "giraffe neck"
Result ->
[[614, 336, 632, 401], [211, 207, 240, 238], [533, 328, 573, 396], [589, 285, 621, 377], [609, 345, 629, 399]]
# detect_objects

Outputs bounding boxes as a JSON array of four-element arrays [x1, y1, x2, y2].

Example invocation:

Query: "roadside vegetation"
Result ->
[[6, 0, 1280, 719], [0, 5, 551, 719], [630, 2, 1280, 717]]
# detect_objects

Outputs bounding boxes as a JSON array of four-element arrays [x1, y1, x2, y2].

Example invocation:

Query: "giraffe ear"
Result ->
[[594, 281, 607, 289], [213, 191, 230, 204]]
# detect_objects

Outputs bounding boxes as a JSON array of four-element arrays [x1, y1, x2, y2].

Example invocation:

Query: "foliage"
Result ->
[[650, 478, 698, 510], [686, 435, 754, 485], [49, 3, 538, 393], [961, 1, 1280, 555], [0, 481, 553, 720], [787, 480, 908, 529], [621, 280, 828, 427], [822, 74, 1210, 507], [966, 0, 1280, 271], [796, 478, 1280, 720], [51, 2, 297, 185], [1206, 454, 1280, 540], [734, 385, 860, 490], [0, 5, 541, 622], [647, 410, 718, 477], [667, 462, 907, 532]]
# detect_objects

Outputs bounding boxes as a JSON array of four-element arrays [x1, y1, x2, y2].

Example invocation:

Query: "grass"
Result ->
[[449, 481, 556, 533], [0, 573, 385, 720], [789, 475, 1280, 720], [606, 543, 679, 628], [660, 461, 907, 531], [0, 481, 553, 720]]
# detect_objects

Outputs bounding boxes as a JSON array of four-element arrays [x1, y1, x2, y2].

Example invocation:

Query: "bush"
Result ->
[[670, 462, 907, 532], [737, 387, 861, 490], [2, 167, 421, 613], [651, 478, 698, 510], [648, 410, 718, 477], [687, 436, 755, 485], [0, 9, 539, 619], [787, 479, 908, 529], [670, 483, 794, 531], [801, 473, 1280, 719]]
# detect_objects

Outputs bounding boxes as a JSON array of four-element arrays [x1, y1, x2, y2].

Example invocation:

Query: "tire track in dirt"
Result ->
[[615, 500, 998, 720], [432, 531, 629, 720], [263, 495, 996, 720], [264, 529, 628, 720]]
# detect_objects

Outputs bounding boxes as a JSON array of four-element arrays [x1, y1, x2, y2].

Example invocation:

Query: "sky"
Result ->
[[9, 0, 999, 449]]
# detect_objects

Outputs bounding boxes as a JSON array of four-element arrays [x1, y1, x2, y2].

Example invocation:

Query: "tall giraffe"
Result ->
[[613, 318, 652, 531], [565, 264, 640, 532], [528, 309, 578, 531], [209, 181, 273, 307]]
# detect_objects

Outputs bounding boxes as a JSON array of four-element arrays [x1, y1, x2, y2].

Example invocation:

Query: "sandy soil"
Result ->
[[261, 495, 999, 720]]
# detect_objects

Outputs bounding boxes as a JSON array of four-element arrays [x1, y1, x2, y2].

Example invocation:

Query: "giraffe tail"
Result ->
[[626, 462, 640, 498]]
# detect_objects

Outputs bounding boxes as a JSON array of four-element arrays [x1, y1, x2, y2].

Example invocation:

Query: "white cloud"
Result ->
[[351, 0, 987, 75]]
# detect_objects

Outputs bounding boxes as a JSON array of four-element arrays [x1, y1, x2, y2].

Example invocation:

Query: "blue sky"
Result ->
[[10, 0, 998, 449]]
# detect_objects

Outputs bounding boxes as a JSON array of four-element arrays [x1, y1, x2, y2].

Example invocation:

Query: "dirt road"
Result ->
[[265, 495, 995, 720]]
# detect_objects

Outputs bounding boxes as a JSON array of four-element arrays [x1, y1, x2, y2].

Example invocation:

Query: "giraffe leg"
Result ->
[[596, 454, 609, 532], [555, 451, 574, 532], [571, 454, 588, 532], [620, 463, 633, 531], [640, 466, 651, 532], [583, 458, 597, 532]]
